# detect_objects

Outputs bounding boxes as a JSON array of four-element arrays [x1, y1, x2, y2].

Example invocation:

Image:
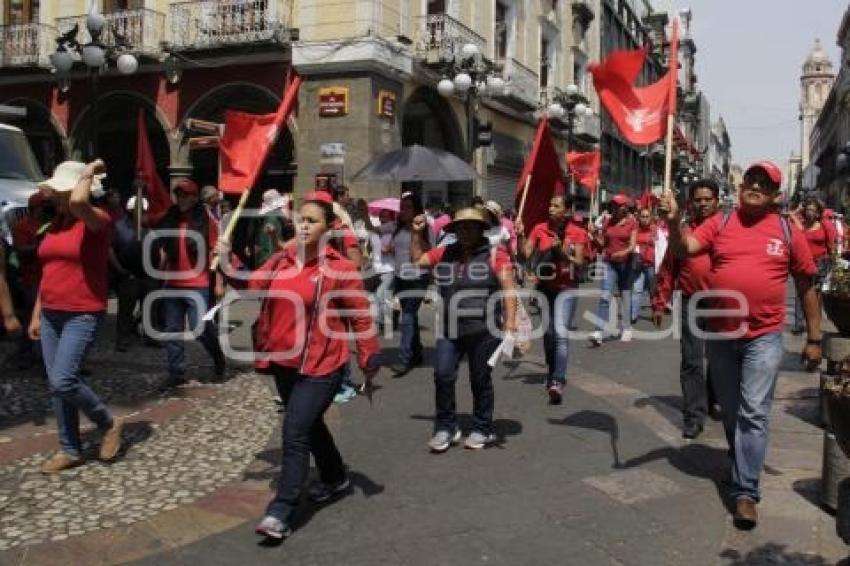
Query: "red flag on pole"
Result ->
[[566, 151, 601, 191], [218, 72, 302, 195], [589, 21, 678, 145], [514, 119, 566, 230], [135, 109, 171, 225]]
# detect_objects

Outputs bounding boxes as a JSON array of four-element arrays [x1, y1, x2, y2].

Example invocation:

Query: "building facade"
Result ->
[[0, 0, 608, 211]]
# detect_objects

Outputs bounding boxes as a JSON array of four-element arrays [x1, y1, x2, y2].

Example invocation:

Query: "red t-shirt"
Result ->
[[528, 222, 589, 289], [636, 225, 657, 266], [38, 212, 112, 312], [803, 222, 835, 261], [603, 217, 637, 262], [692, 210, 816, 338], [166, 211, 219, 288], [12, 215, 41, 290], [425, 244, 513, 274]]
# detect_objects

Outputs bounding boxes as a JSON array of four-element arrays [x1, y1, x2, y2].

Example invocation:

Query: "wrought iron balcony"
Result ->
[[0, 22, 57, 68], [494, 58, 539, 109], [415, 13, 487, 64], [169, 0, 293, 51], [55, 8, 165, 56]]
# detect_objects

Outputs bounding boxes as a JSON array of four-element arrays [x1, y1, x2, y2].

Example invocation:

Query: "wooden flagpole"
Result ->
[[663, 114, 675, 196], [516, 174, 532, 221]]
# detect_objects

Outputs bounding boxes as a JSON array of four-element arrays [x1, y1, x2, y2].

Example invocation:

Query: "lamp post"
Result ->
[[544, 84, 593, 194], [50, 7, 139, 160], [436, 43, 503, 196]]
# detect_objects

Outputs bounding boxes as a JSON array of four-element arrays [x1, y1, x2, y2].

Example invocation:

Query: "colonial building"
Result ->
[[796, 38, 835, 198], [0, 0, 604, 210], [707, 116, 731, 194]]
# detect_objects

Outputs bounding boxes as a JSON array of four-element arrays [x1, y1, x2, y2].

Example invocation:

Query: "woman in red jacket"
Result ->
[[28, 160, 124, 473], [250, 191, 381, 541]]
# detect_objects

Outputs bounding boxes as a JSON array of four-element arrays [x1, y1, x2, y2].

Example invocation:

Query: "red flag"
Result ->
[[566, 151, 601, 191], [590, 20, 679, 145], [514, 119, 566, 230], [636, 189, 659, 210], [135, 109, 171, 225], [219, 72, 302, 194]]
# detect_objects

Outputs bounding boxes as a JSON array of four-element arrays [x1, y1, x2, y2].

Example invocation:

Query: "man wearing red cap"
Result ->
[[662, 161, 822, 530]]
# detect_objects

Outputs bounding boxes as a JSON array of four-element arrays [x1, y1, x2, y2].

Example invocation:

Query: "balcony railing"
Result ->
[[497, 58, 539, 108], [169, 0, 292, 50], [415, 13, 487, 62], [0, 23, 57, 68], [55, 8, 165, 56]]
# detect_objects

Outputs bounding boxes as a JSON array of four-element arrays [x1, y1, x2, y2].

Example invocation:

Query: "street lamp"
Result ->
[[544, 84, 593, 193], [436, 43, 503, 161], [51, 6, 139, 160]]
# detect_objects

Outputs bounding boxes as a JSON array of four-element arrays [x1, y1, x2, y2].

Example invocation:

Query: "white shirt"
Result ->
[[485, 225, 511, 248], [393, 227, 432, 279]]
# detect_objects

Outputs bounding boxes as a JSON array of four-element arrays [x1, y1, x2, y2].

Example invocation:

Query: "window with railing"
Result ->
[[495, 0, 509, 60], [540, 37, 550, 88], [103, 0, 144, 12], [427, 0, 445, 15], [4, 0, 38, 25]]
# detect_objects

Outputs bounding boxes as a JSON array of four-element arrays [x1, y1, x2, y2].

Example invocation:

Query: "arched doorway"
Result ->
[[70, 93, 170, 200], [2, 98, 67, 176], [401, 87, 467, 208], [181, 82, 295, 194]]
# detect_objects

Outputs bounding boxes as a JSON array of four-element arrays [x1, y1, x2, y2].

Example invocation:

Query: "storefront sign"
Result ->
[[377, 90, 396, 120], [318, 87, 349, 117]]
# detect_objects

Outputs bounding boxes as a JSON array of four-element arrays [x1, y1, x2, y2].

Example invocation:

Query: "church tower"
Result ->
[[800, 39, 835, 170]]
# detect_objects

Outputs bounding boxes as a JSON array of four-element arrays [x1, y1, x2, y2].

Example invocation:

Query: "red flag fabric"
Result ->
[[590, 20, 679, 145], [566, 151, 601, 191], [514, 119, 566, 230], [636, 189, 659, 210], [219, 72, 302, 194], [135, 109, 171, 225]]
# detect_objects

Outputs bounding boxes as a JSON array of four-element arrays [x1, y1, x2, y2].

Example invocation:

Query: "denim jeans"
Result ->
[[266, 365, 346, 522], [434, 331, 500, 435], [596, 261, 635, 333], [542, 287, 578, 386], [707, 331, 784, 501], [680, 295, 708, 427], [394, 276, 429, 365], [162, 287, 223, 377], [630, 265, 656, 322], [40, 310, 113, 458]]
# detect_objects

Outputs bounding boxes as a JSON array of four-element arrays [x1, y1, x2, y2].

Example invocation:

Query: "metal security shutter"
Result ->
[[486, 167, 521, 213]]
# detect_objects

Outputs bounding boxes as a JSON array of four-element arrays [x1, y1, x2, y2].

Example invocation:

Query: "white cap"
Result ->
[[40, 160, 106, 196]]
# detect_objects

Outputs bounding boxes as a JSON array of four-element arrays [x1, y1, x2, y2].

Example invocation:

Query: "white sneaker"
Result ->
[[620, 329, 633, 342], [428, 429, 462, 453], [589, 331, 603, 347], [464, 431, 497, 450]]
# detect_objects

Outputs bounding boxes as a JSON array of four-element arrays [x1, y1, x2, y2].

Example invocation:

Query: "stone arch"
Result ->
[[400, 85, 467, 207], [69, 91, 171, 199], [2, 97, 69, 176]]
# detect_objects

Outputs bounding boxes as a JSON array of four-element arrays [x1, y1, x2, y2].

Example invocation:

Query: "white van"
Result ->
[[0, 123, 43, 244]]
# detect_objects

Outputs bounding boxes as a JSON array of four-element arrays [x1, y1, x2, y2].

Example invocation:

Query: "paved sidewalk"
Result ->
[[0, 295, 846, 565]]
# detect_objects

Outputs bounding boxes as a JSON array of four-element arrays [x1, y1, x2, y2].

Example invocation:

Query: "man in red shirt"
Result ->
[[516, 195, 587, 404], [652, 180, 720, 440], [662, 161, 822, 530]]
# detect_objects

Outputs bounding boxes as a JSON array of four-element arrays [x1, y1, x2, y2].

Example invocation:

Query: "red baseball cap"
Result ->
[[174, 178, 199, 195], [303, 191, 334, 205], [611, 193, 630, 206], [744, 161, 782, 188]]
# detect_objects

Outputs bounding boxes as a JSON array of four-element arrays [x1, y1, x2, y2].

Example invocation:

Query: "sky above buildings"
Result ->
[[652, 0, 844, 168]]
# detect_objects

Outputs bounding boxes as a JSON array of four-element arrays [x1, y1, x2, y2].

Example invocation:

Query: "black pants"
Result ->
[[680, 295, 717, 426], [266, 365, 346, 522], [434, 330, 501, 435]]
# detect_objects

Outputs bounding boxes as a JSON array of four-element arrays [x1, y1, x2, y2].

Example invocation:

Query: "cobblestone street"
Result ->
[[0, 296, 845, 565]]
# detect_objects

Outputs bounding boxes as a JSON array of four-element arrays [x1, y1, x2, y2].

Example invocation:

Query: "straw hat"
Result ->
[[444, 207, 489, 232]]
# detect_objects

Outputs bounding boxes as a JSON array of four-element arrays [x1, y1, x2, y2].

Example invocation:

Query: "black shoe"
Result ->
[[307, 477, 351, 503], [682, 422, 703, 440], [391, 363, 414, 377], [160, 374, 188, 392], [213, 354, 226, 377], [708, 404, 723, 421]]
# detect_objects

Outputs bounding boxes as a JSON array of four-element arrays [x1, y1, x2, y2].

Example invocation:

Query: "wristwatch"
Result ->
[[806, 338, 822, 345]]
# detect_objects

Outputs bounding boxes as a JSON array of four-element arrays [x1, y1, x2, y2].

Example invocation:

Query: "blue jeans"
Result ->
[[707, 331, 784, 501], [542, 287, 578, 385], [630, 265, 656, 322], [266, 365, 346, 523], [40, 310, 113, 458], [596, 261, 635, 333], [434, 331, 500, 435], [394, 276, 429, 365], [163, 287, 223, 377]]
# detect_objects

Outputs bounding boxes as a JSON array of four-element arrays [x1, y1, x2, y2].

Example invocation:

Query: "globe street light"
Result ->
[[546, 84, 592, 193], [52, 6, 139, 159]]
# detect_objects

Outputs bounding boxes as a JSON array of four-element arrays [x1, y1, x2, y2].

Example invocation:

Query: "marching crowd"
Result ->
[[0, 157, 838, 540]]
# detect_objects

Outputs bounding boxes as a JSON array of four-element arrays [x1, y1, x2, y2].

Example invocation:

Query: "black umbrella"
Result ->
[[351, 144, 477, 182]]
